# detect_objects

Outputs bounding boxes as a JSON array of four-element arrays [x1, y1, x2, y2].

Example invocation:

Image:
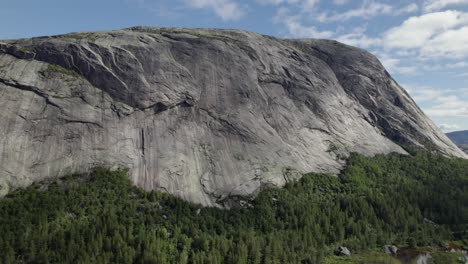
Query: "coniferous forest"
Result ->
[[0, 151, 467, 263]]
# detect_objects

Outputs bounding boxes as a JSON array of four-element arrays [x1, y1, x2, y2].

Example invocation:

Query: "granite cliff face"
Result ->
[[0, 27, 465, 206]]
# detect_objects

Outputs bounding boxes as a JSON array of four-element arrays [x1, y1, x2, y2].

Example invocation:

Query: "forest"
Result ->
[[0, 150, 467, 263]]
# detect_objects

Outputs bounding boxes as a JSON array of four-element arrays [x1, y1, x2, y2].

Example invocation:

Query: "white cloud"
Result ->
[[258, 0, 300, 5], [369, 51, 418, 75], [421, 64, 445, 71], [383, 11, 468, 58], [425, 99, 468, 117], [333, 0, 348, 5], [404, 84, 468, 117], [259, 0, 318, 11], [448, 61, 468, 68], [439, 123, 460, 131], [284, 16, 335, 38], [407, 85, 455, 102], [381, 58, 418, 74], [186, 0, 245, 20], [316, 2, 417, 23], [317, 2, 393, 22], [420, 26, 468, 58], [396, 3, 419, 15], [274, 7, 334, 38], [394, 49, 418, 57], [303, 0, 319, 11], [423, 0, 468, 12], [335, 27, 381, 48], [336, 33, 381, 48], [384, 11, 468, 49]]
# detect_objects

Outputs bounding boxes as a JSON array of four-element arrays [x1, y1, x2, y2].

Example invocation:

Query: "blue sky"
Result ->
[[1, 0, 468, 132]]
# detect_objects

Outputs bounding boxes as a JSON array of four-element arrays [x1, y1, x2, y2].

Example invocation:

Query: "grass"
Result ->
[[129, 27, 239, 44], [39, 64, 81, 79], [432, 252, 466, 264], [18, 46, 30, 53], [62, 32, 98, 42], [160, 29, 239, 43]]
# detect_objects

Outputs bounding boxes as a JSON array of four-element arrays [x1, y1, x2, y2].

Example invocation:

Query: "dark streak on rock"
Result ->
[[140, 128, 145, 156], [0, 78, 61, 110]]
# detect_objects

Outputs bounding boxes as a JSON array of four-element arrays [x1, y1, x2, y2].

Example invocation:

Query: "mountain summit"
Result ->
[[0, 27, 464, 206]]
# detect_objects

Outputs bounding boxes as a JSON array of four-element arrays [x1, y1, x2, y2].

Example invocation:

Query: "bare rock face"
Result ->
[[0, 27, 465, 206]]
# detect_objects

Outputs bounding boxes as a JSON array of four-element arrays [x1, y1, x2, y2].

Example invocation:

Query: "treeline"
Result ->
[[0, 151, 467, 263]]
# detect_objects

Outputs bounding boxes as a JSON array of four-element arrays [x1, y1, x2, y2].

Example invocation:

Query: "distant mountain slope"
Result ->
[[447, 130, 468, 145], [446, 131, 468, 154], [459, 144, 468, 154]]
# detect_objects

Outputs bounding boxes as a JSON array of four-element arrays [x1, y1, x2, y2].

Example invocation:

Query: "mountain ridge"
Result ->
[[0, 26, 465, 206], [447, 130, 468, 145], [460, 144, 468, 153], [446, 130, 468, 154]]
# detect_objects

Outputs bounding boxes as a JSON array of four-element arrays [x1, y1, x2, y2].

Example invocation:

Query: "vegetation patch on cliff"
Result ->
[[127, 26, 239, 44], [0, 151, 467, 263], [61, 32, 99, 42], [39, 64, 81, 79]]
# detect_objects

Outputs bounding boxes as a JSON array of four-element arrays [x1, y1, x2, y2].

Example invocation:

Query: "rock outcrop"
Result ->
[[384, 245, 398, 255], [0, 27, 465, 206], [337, 246, 351, 256]]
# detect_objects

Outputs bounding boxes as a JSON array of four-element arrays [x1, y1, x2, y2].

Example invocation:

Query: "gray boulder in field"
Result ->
[[384, 245, 398, 255], [0, 27, 465, 206]]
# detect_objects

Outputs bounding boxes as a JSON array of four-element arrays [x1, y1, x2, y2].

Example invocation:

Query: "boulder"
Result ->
[[384, 245, 398, 255], [337, 246, 351, 256]]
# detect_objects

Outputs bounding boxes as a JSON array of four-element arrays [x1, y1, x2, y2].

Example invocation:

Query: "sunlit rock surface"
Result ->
[[0, 27, 465, 205]]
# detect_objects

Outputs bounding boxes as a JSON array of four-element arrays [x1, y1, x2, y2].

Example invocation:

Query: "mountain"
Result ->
[[447, 130, 468, 145], [460, 144, 468, 153], [446, 130, 468, 154], [0, 27, 465, 206]]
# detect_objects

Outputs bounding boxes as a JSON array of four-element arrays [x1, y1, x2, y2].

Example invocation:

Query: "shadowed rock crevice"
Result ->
[[0, 78, 62, 110], [0, 42, 36, 60]]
